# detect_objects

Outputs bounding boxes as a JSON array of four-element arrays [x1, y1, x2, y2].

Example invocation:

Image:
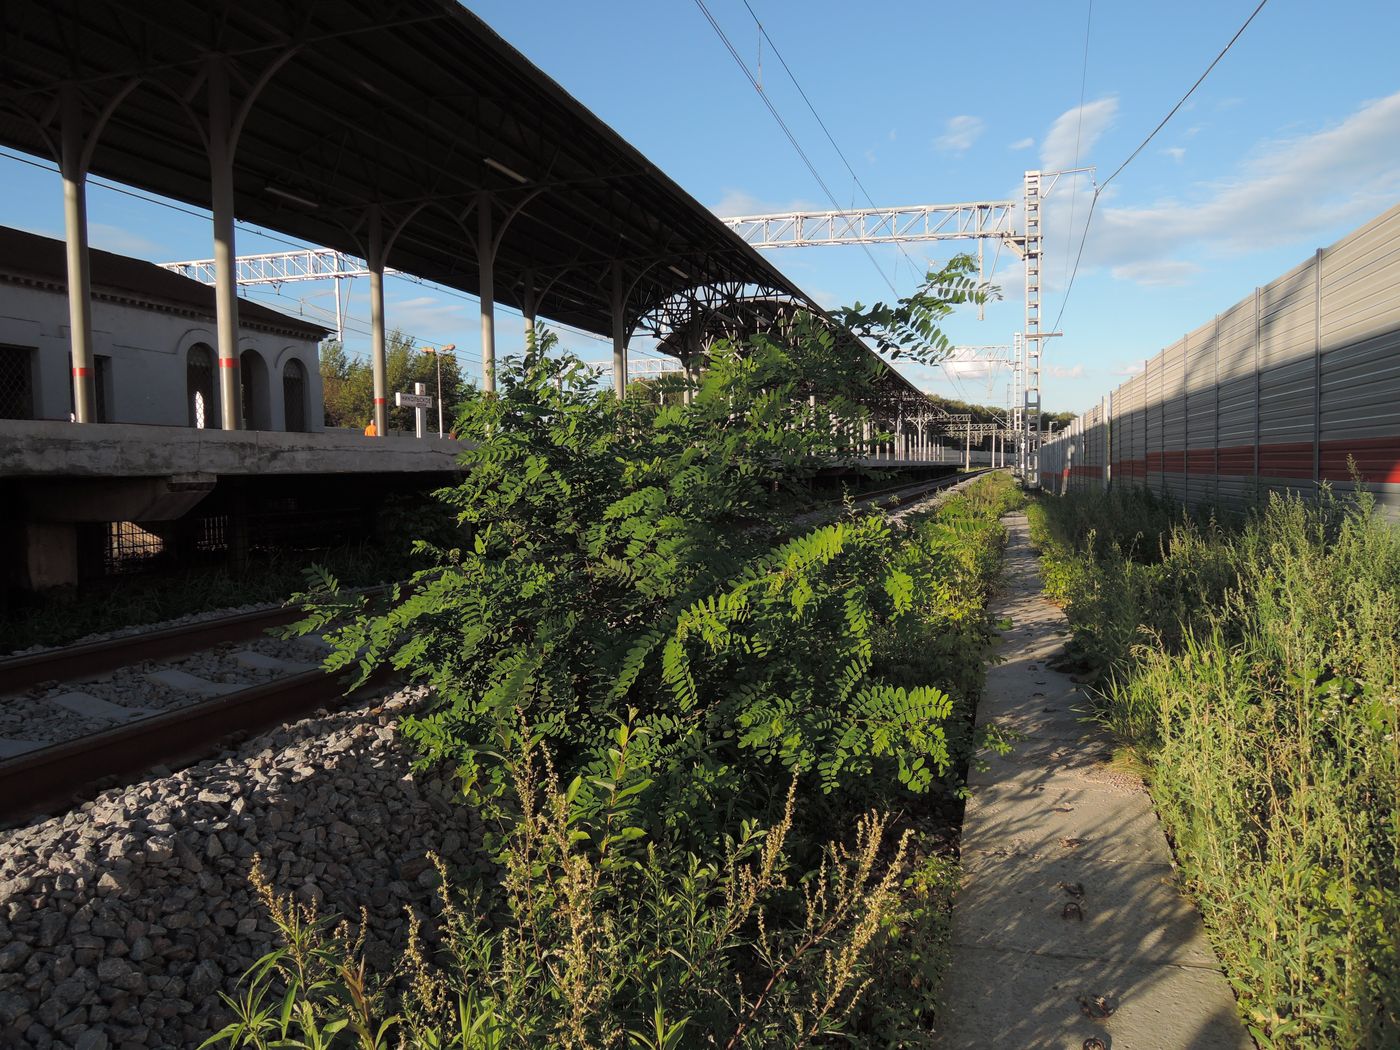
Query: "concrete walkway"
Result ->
[[937, 514, 1252, 1050]]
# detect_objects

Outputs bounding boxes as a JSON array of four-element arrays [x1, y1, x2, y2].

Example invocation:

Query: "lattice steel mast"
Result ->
[[719, 168, 1090, 487]]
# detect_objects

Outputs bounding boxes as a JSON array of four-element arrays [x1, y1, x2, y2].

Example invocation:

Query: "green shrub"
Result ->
[[231, 265, 1019, 1048]]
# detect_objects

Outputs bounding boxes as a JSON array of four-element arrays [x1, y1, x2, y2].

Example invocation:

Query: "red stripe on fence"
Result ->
[[1216, 447, 1254, 475], [1258, 442, 1313, 477], [1320, 437, 1400, 484], [1185, 450, 1215, 475]]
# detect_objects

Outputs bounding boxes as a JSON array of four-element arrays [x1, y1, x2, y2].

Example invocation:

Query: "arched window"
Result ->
[[186, 344, 215, 428], [239, 349, 269, 430], [282, 358, 307, 432]]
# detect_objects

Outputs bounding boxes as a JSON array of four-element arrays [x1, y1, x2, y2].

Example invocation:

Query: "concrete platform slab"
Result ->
[[936, 513, 1251, 1049], [48, 690, 151, 722], [145, 669, 242, 696]]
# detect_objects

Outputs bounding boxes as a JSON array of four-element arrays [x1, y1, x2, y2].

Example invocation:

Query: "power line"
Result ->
[[691, 0, 898, 295], [0, 145, 657, 356], [1061, 0, 1094, 292], [1049, 0, 1270, 334], [738, 0, 922, 280]]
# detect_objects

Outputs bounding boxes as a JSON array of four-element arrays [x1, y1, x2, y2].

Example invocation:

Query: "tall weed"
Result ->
[[1034, 487, 1400, 1047]]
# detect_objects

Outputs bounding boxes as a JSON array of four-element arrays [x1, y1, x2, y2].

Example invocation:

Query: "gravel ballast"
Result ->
[[0, 686, 481, 1049]]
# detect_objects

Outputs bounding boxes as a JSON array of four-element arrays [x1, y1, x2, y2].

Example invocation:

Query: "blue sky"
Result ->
[[3, 0, 1399, 413]]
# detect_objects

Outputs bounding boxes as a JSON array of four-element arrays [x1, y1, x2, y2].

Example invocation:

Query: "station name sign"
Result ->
[[394, 391, 434, 409]]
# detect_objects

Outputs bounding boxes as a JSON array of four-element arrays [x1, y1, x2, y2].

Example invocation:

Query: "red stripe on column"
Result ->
[[218, 358, 239, 369], [373, 397, 387, 405], [71, 367, 90, 377]]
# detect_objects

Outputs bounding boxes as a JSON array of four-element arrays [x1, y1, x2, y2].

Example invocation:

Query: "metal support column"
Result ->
[[964, 416, 971, 470], [207, 58, 243, 430], [59, 87, 96, 423], [610, 262, 627, 399], [367, 208, 388, 436], [478, 193, 496, 393], [521, 268, 536, 349]]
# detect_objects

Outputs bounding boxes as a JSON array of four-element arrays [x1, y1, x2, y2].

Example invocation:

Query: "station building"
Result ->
[[0, 226, 326, 431], [0, 228, 464, 601]]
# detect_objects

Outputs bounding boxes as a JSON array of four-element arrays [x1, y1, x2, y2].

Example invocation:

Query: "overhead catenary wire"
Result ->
[[1049, 0, 1270, 335], [1061, 0, 1094, 293], [738, 0, 923, 282], [0, 145, 643, 357], [691, 0, 899, 295]]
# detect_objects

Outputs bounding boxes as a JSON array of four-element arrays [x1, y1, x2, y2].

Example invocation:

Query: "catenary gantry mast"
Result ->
[[720, 170, 1088, 487]]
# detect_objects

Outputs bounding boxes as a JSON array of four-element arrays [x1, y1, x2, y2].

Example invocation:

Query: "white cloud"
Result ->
[[1089, 90, 1400, 277], [1009, 136, 1035, 151], [1040, 97, 1118, 172], [888, 129, 897, 142], [89, 223, 169, 259], [1112, 361, 1145, 377], [709, 189, 819, 218], [934, 115, 985, 154], [1049, 364, 1085, 380], [387, 293, 474, 335], [1110, 260, 1200, 286], [17, 221, 168, 260], [864, 149, 877, 165], [1161, 146, 1186, 163]]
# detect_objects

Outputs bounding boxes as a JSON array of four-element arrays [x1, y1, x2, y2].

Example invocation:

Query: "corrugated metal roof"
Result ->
[[0, 0, 810, 340]]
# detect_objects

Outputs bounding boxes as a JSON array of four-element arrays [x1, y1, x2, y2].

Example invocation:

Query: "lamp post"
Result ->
[[422, 343, 456, 438]]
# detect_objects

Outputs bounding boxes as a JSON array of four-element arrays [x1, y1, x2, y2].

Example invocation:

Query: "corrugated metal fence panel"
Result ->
[[1257, 256, 1318, 492], [1044, 202, 1400, 515], [1161, 339, 1188, 500], [1185, 319, 1217, 505], [1319, 204, 1400, 505], [1112, 376, 1132, 482], [1215, 293, 1257, 509], [1129, 371, 1146, 484], [1142, 353, 1159, 494]]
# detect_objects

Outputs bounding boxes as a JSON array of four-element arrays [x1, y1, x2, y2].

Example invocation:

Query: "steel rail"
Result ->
[[0, 665, 390, 825], [0, 605, 307, 696]]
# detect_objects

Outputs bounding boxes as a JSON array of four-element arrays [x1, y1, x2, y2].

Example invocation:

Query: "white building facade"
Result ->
[[0, 227, 327, 432]]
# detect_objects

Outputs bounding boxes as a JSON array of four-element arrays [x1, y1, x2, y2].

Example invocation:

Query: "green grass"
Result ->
[[1030, 486, 1400, 1048]]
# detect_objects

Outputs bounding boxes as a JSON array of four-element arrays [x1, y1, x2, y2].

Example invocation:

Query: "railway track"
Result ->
[[0, 470, 994, 825], [0, 603, 385, 824]]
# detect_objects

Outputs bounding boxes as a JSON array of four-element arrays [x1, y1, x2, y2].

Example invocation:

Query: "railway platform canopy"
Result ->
[[0, 0, 931, 431]]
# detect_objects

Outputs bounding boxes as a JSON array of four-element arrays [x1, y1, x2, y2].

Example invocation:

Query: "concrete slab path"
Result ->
[[937, 514, 1252, 1050]]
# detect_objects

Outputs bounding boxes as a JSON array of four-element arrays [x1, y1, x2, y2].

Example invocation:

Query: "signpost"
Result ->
[[394, 382, 433, 439]]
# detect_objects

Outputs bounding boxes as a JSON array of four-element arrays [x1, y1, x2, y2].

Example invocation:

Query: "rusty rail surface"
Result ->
[[0, 605, 305, 695], [0, 666, 388, 825]]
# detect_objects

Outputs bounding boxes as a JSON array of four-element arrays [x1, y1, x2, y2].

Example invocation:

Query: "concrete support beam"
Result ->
[[367, 208, 388, 436], [21, 522, 78, 590], [478, 193, 496, 393], [206, 57, 243, 431], [60, 87, 96, 424], [610, 262, 627, 399]]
